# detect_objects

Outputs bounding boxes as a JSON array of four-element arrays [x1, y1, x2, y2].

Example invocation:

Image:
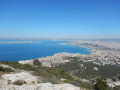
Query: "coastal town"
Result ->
[[62, 40, 120, 66], [19, 40, 120, 67]]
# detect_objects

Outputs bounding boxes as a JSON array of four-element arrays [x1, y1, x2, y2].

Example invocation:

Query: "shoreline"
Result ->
[[61, 43, 93, 54], [18, 52, 84, 67], [60, 41, 120, 66]]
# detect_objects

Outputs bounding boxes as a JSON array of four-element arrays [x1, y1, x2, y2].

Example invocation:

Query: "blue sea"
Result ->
[[0, 40, 91, 61]]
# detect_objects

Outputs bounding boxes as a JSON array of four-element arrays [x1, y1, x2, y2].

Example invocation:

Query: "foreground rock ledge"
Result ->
[[0, 72, 80, 90], [0, 83, 80, 90]]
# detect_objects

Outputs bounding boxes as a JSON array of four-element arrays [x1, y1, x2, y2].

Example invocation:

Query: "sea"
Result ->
[[0, 40, 91, 61]]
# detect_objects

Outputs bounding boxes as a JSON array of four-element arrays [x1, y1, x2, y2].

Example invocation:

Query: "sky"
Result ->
[[0, 0, 120, 39]]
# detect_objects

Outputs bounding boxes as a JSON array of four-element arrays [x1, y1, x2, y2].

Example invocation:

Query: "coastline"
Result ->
[[61, 43, 93, 54], [18, 52, 81, 67], [18, 43, 92, 66], [1, 40, 120, 66], [60, 41, 120, 66]]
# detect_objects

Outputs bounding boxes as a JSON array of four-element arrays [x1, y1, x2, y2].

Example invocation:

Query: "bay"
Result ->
[[0, 40, 90, 61]]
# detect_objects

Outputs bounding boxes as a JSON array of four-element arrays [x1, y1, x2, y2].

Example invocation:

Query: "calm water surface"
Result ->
[[0, 40, 91, 61]]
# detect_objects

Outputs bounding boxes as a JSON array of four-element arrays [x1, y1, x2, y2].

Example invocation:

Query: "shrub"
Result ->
[[33, 59, 42, 66], [0, 66, 14, 72], [112, 78, 117, 81], [13, 80, 25, 85], [4, 68, 14, 72], [94, 79, 109, 90], [0, 66, 4, 72]]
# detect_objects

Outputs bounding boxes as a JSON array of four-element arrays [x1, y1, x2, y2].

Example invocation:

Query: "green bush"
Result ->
[[13, 80, 25, 85], [94, 79, 109, 90], [0, 66, 14, 72], [112, 78, 117, 81], [0, 66, 4, 72], [33, 59, 42, 66]]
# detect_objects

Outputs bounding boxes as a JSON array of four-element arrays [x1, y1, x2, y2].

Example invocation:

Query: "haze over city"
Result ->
[[0, 0, 120, 39]]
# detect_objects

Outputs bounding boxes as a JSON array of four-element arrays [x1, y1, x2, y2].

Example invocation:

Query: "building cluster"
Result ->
[[63, 40, 120, 66], [19, 52, 76, 67]]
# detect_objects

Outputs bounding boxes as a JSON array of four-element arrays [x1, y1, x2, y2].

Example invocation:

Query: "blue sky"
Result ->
[[0, 0, 120, 39]]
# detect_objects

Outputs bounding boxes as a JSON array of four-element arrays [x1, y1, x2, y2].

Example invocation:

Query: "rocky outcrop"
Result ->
[[1, 72, 38, 83], [0, 64, 15, 70], [0, 72, 81, 90], [0, 82, 80, 90]]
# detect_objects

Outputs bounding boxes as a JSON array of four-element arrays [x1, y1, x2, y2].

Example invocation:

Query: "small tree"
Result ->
[[33, 59, 42, 66], [13, 80, 25, 85], [0, 66, 4, 72], [94, 79, 109, 90]]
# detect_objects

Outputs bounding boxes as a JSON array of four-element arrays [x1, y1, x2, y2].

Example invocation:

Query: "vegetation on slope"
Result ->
[[0, 57, 120, 90], [94, 79, 110, 90], [56, 57, 120, 81], [0, 66, 14, 72]]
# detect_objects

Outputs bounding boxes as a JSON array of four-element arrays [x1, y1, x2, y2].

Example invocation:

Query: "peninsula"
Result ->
[[0, 41, 41, 44]]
